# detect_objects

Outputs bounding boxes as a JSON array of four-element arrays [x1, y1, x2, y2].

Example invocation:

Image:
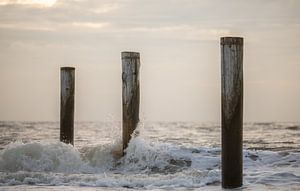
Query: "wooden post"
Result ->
[[122, 52, 140, 153], [221, 37, 243, 188], [60, 67, 75, 145]]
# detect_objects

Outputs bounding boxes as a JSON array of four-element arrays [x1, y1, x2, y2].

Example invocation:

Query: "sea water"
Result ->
[[0, 121, 299, 190]]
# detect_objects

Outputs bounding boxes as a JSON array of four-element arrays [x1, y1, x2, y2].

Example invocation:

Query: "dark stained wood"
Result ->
[[122, 52, 140, 153], [221, 37, 244, 188], [60, 67, 75, 145]]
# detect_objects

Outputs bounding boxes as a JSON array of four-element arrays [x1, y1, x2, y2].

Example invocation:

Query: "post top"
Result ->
[[122, 51, 140, 59], [61, 67, 75, 70], [221, 37, 243, 45]]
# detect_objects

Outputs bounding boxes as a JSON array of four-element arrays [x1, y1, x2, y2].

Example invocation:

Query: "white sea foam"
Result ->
[[0, 141, 86, 173], [0, 121, 300, 190], [0, 136, 299, 189]]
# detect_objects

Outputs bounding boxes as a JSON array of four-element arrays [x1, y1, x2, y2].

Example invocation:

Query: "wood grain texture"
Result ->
[[122, 52, 140, 153], [221, 37, 243, 188], [60, 67, 75, 145]]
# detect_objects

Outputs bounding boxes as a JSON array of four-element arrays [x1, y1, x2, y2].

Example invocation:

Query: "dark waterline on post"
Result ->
[[122, 52, 140, 154], [60, 67, 75, 145], [221, 37, 244, 188]]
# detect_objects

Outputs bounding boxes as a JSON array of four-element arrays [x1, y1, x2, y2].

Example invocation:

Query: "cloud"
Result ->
[[0, 22, 55, 31], [1, 0, 299, 33], [130, 25, 231, 41], [71, 22, 110, 29], [0, 0, 57, 7], [0, 0, 299, 49]]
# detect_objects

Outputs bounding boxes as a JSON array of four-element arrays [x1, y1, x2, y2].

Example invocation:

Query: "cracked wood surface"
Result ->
[[122, 52, 140, 152]]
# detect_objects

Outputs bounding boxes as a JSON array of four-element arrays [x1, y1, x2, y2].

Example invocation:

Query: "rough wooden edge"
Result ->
[[61, 67, 75, 70], [122, 51, 140, 59], [221, 37, 243, 46]]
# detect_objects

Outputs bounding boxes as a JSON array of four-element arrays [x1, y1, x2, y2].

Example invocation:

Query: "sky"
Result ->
[[0, 0, 299, 122]]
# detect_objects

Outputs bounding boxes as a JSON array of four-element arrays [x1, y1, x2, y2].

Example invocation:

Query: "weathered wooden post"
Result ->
[[122, 52, 140, 153], [221, 37, 244, 188], [60, 67, 75, 145]]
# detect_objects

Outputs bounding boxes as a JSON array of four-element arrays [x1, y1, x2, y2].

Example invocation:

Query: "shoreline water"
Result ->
[[0, 121, 299, 190]]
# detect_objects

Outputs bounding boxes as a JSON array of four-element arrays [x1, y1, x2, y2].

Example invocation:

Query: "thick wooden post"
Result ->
[[221, 37, 243, 188], [122, 52, 140, 153], [60, 67, 75, 145]]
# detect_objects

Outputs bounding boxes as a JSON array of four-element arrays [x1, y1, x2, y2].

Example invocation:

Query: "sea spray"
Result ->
[[119, 122, 191, 172]]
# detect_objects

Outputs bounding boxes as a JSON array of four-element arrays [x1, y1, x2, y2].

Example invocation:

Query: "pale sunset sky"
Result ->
[[0, 0, 299, 122]]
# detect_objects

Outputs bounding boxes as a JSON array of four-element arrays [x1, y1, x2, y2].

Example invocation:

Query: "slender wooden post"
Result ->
[[60, 67, 75, 145], [122, 52, 140, 153], [221, 37, 243, 188]]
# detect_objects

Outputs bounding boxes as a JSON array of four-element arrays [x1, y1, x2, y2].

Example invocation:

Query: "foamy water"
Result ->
[[0, 121, 299, 190]]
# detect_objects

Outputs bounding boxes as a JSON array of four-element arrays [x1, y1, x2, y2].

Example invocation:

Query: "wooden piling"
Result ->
[[60, 67, 75, 145], [221, 37, 244, 188], [122, 52, 140, 153]]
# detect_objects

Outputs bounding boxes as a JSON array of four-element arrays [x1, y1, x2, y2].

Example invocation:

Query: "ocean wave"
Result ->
[[0, 136, 299, 188]]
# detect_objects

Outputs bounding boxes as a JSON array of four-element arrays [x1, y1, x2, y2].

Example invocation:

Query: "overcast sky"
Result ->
[[0, 0, 299, 122]]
